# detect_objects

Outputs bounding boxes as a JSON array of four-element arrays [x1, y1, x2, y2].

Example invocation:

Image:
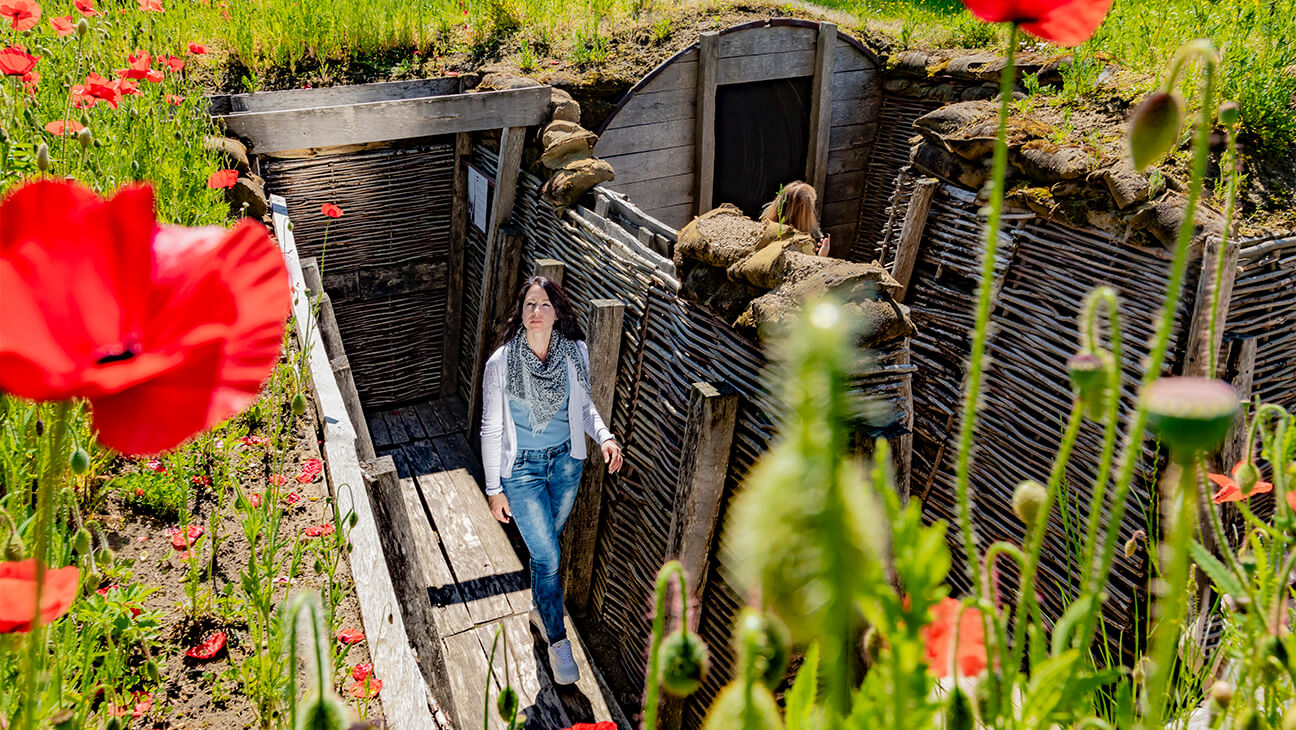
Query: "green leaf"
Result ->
[[786, 642, 820, 730], [1188, 540, 1246, 598], [1023, 651, 1081, 725], [1051, 593, 1099, 656]]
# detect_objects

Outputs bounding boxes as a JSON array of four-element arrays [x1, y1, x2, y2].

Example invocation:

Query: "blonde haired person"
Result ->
[[759, 181, 831, 256]]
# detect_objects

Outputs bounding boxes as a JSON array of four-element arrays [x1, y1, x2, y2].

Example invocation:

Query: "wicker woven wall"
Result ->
[[263, 139, 455, 409], [1227, 233, 1296, 413], [461, 141, 914, 728]]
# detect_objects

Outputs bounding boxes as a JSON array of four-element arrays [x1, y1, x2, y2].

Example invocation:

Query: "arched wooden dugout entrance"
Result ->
[[593, 18, 882, 248]]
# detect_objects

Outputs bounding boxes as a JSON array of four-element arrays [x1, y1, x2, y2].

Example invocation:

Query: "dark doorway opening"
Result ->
[[713, 76, 812, 219]]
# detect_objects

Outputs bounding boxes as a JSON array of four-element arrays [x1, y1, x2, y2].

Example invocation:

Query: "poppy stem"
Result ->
[[1144, 457, 1198, 726], [642, 560, 684, 730], [954, 20, 1018, 601], [1206, 116, 1240, 379]]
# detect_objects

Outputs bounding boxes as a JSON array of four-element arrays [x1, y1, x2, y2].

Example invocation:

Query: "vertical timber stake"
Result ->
[[694, 32, 719, 216]]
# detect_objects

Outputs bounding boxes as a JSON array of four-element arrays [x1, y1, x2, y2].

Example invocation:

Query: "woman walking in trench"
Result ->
[[480, 276, 623, 685]]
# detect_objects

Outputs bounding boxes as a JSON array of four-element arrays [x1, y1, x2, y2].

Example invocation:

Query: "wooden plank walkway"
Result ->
[[367, 397, 631, 730]]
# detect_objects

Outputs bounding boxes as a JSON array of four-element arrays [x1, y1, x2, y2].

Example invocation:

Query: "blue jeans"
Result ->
[[501, 441, 584, 643]]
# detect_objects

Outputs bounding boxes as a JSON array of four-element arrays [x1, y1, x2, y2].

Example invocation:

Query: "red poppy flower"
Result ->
[[44, 120, 84, 136], [269, 474, 287, 487], [0, 0, 40, 31], [170, 525, 204, 550], [21, 69, 37, 95], [921, 597, 988, 677], [187, 41, 208, 54], [960, 0, 1111, 46], [118, 51, 151, 79], [0, 45, 39, 77], [96, 583, 119, 595], [165, 94, 184, 105], [296, 457, 323, 483], [248, 493, 262, 508], [49, 14, 72, 35], [303, 523, 334, 538], [1209, 462, 1274, 504], [565, 724, 617, 730], [137, 0, 162, 11], [73, 0, 96, 15], [207, 169, 238, 189], [143, 68, 163, 83], [110, 692, 151, 718], [184, 631, 226, 660], [161, 55, 183, 72], [0, 180, 291, 455], [0, 559, 80, 633], [336, 628, 365, 644], [145, 458, 165, 472], [320, 203, 343, 218], [71, 72, 120, 109], [115, 78, 141, 96], [349, 678, 382, 699], [241, 435, 269, 446], [191, 474, 211, 486], [352, 662, 374, 681], [283, 492, 301, 505]]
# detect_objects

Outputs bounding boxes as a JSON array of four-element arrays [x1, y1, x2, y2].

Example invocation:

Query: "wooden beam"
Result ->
[[302, 256, 323, 296], [216, 86, 551, 155], [269, 194, 436, 730], [208, 77, 462, 115], [1182, 235, 1242, 378], [491, 228, 526, 337], [331, 355, 377, 462], [441, 132, 473, 399], [361, 456, 458, 728], [562, 298, 626, 615], [322, 261, 447, 302], [659, 381, 739, 730], [806, 22, 837, 215], [315, 293, 347, 362], [896, 341, 914, 500], [533, 258, 566, 287], [890, 178, 939, 302], [468, 126, 529, 454], [694, 32, 719, 216], [1218, 337, 1258, 472]]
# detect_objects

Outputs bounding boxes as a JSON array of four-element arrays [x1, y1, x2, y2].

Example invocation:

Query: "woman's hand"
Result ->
[[815, 234, 831, 257], [601, 439, 623, 474], [488, 493, 511, 523]]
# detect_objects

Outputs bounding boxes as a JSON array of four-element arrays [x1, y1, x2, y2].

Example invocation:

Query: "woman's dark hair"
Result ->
[[496, 276, 586, 349]]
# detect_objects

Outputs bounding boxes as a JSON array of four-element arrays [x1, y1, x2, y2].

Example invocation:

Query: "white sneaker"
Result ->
[[548, 639, 580, 685]]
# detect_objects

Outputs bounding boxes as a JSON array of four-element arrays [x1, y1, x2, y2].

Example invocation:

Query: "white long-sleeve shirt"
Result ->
[[480, 340, 614, 495]]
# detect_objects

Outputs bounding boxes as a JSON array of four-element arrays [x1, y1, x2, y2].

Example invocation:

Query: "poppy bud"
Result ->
[[76, 17, 88, 36], [947, 686, 976, 730], [1132, 657, 1151, 684], [1129, 91, 1184, 171], [145, 659, 161, 684], [5, 529, 24, 561], [862, 625, 884, 663], [1012, 480, 1047, 526], [348, 512, 358, 529], [1068, 350, 1113, 421], [106, 718, 123, 730], [313, 558, 324, 574], [1233, 461, 1260, 495], [1219, 100, 1241, 127], [95, 548, 114, 570], [734, 608, 790, 688], [77, 126, 92, 150], [292, 393, 308, 415], [50, 709, 75, 728], [1124, 530, 1145, 559], [1142, 377, 1239, 459], [36, 143, 50, 172], [1259, 636, 1286, 682], [296, 694, 352, 730], [496, 686, 519, 720], [1209, 680, 1233, 709], [660, 629, 710, 697], [73, 528, 92, 556], [701, 681, 783, 730], [70, 447, 91, 475]]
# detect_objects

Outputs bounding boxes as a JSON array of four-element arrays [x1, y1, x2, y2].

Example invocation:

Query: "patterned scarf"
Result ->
[[505, 329, 590, 435]]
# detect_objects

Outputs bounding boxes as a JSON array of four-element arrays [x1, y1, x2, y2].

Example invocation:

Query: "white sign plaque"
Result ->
[[468, 165, 489, 233]]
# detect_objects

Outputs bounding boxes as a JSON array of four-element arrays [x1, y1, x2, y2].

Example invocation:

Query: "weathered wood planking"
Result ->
[[829, 122, 878, 151], [822, 199, 860, 228], [443, 629, 503, 730], [718, 24, 817, 57], [217, 86, 551, 154], [606, 88, 696, 127], [891, 178, 940, 301], [367, 409, 392, 448], [824, 168, 866, 204], [384, 409, 411, 445], [695, 32, 719, 214], [596, 117, 692, 157], [270, 194, 436, 730], [827, 145, 871, 175], [413, 401, 451, 438], [601, 145, 694, 186], [209, 76, 461, 115], [716, 49, 815, 85], [498, 615, 573, 729], [646, 203, 696, 230], [442, 132, 473, 399], [832, 69, 876, 101], [322, 261, 447, 302], [612, 173, 694, 213], [831, 93, 882, 128], [806, 22, 837, 213], [398, 405, 428, 440], [641, 55, 699, 93]]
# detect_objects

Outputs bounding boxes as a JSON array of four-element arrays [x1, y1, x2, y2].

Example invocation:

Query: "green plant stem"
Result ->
[[1145, 459, 1198, 726], [1010, 402, 1084, 674], [642, 561, 685, 730], [1206, 120, 1240, 378], [1078, 46, 1217, 653], [955, 21, 1018, 599], [1077, 289, 1125, 594], [21, 400, 72, 730]]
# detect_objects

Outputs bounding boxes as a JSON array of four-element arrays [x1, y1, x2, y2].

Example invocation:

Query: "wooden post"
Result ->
[[302, 256, 324, 296], [441, 131, 473, 399], [1182, 236, 1243, 379], [331, 354, 377, 462], [491, 227, 526, 336], [895, 341, 914, 500], [694, 32, 719, 216], [891, 178, 939, 302], [562, 298, 625, 615], [316, 292, 347, 361], [468, 126, 528, 450], [1218, 337, 1258, 471], [361, 456, 458, 728], [659, 382, 739, 730], [533, 258, 566, 287], [805, 22, 837, 215]]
